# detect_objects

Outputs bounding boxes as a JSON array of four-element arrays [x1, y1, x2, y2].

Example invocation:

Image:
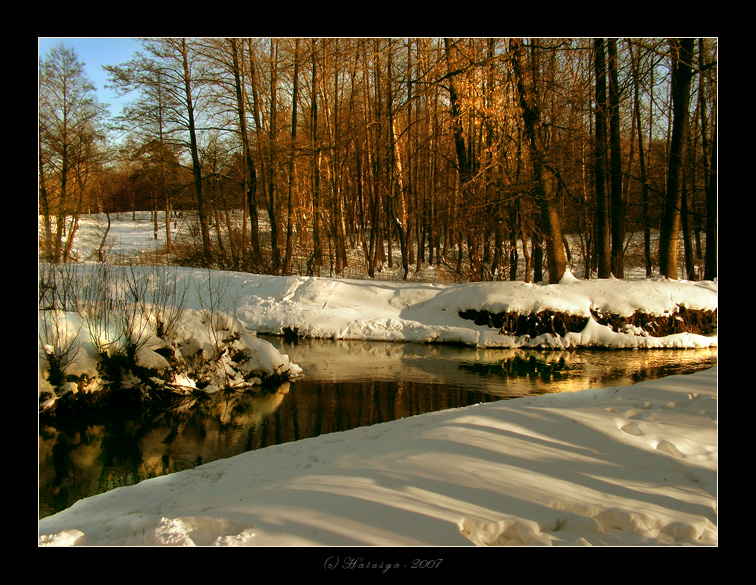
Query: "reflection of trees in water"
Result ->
[[39, 384, 291, 519], [456, 348, 717, 393], [39, 377, 498, 518], [267, 379, 499, 442], [460, 353, 569, 382], [39, 346, 716, 519]]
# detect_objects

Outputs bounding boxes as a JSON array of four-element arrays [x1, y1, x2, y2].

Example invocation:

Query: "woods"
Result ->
[[39, 38, 718, 283]]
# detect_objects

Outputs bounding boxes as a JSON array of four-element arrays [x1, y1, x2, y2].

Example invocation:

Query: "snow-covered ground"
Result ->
[[227, 269, 717, 349], [38, 213, 718, 546], [38, 366, 717, 546], [56, 212, 717, 351]]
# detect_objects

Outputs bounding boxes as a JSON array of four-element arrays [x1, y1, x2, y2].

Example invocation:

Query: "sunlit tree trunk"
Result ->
[[309, 39, 324, 273], [267, 39, 283, 272], [229, 38, 263, 268], [388, 41, 411, 279], [628, 41, 653, 276], [659, 38, 695, 279], [608, 39, 625, 278], [703, 125, 717, 281], [323, 40, 349, 275], [444, 39, 482, 281], [593, 39, 612, 279], [510, 38, 567, 283], [248, 39, 272, 272], [698, 39, 717, 281], [283, 39, 300, 276]]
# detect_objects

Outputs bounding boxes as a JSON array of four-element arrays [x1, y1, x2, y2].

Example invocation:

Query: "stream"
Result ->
[[39, 338, 717, 519]]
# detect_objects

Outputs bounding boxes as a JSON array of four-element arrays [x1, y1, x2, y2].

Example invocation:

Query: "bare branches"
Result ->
[[41, 37, 717, 282]]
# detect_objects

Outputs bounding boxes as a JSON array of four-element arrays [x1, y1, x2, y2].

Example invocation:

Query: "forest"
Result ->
[[38, 38, 717, 284]]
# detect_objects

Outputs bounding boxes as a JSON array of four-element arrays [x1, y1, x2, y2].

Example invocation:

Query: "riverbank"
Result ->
[[38, 214, 719, 547], [39, 263, 717, 417], [38, 364, 717, 546]]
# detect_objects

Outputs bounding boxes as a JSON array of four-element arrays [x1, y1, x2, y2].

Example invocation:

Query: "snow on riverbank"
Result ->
[[229, 269, 717, 349], [60, 212, 717, 350], [39, 262, 717, 408], [38, 364, 717, 546], [38, 213, 718, 547]]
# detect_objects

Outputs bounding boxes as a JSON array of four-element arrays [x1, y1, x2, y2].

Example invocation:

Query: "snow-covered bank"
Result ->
[[47, 212, 717, 351], [38, 262, 717, 417], [39, 264, 717, 408], [206, 268, 718, 349], [38, 213, 719, 547], [38, 265, 304, 412], [38, 365, 717, 546]]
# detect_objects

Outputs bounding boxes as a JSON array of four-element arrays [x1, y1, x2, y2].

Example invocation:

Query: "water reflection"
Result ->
[[39, 339, 716, 519], [265, 337, 718, 397]]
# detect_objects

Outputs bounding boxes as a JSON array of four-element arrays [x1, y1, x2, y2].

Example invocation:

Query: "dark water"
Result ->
[[39, 339, 717, 519]]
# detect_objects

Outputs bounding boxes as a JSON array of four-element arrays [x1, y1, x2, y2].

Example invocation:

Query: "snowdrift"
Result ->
[[38, 264, 717, 413], [38, 365, 718, 546], [228, 269, 717, 349], [38, 214, 719, 547]]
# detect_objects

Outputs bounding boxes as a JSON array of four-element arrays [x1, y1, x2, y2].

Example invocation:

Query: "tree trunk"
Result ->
[[629, 42, 653, 277], [180, 39, 213, 265], [326, 41, 348, 275], [704, 124, 717, 280], [98, 212, 111, 261], [681, 181, 696, 279], [230, 38, 263, 269], [388, 43, 411, 279], [359, 40, 377, 278], [593, 39, 612, 279], [267, 39, 282, 272], [444, 39, 483, 281], [607, 39, 625, 278], [38, 139, 55, 258], [248, 40, 271, 272], [159, 142, 172, 255], [659, 38, 695, 279], [309, 39, 323, 273], [698, 39, 717, 281], [283, 39, 300, 276], [510, 38, 567, 283]]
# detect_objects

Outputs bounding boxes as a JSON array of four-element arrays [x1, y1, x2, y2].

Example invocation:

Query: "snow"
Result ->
[[53, 213, 717, 352], [38, 366, 717, 546], [38, 213, 718, 546], [38, 296, 304, 405], [229, 269, 717, 349]]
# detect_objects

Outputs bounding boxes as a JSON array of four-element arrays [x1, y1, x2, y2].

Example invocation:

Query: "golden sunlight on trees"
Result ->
[[39, 38, 717, 283], [39, 43, 108, 263]]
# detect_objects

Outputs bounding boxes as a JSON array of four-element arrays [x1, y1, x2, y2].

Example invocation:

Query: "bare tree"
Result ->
[[659, 38, 695, 279], [698, 38, 717, 281], [39, 43, 107, 263], [63, 37, 716, 284], [607, 39, 625, 278], [106, 52, 181, 253], [283, 38, 301, 275], [228, 38, 264, 268], [510, 38, 567, 283], [593, 39, 612, 278]]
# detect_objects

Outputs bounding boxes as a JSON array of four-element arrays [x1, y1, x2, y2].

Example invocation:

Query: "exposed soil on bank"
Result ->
[[458, 305, 717, 339]]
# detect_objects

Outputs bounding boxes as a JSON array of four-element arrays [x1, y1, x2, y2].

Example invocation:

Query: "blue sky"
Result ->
[[38, 37, 142, 114]]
